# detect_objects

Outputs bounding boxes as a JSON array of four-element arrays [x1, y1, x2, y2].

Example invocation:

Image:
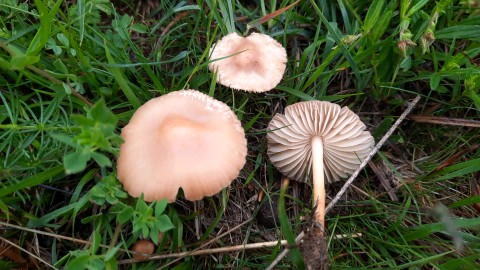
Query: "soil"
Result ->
[[300, 224, 329, 270]]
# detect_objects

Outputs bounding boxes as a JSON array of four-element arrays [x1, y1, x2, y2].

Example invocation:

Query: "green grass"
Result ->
[[1, 0, 480, 269]]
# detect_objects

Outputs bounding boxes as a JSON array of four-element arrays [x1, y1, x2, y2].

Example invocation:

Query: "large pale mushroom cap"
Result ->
[[208, 32, 287, 92], [117, 90, 247, 202], [267, 101, 374, 183]]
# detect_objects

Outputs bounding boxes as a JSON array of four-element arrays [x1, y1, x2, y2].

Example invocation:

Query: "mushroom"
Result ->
[[208, 32, 287, 92], [132, 239, 155, 261], [266, 101, 374, 233], [117, 90, 247, 202]]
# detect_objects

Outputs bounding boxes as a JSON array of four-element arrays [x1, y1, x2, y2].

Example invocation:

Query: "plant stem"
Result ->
[[311, 135, 325, 235]]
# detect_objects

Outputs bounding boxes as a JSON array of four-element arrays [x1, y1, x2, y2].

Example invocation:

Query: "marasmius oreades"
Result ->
[[209, 32, 287, 93], [267, 101, 374, 234], [117, 89, 247, 202]]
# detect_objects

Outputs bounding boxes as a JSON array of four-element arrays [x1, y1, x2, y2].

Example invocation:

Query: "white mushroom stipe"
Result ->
[[311, 136, 325, 228], [117, 90, 247, 202], [208, 32, 287, 92]]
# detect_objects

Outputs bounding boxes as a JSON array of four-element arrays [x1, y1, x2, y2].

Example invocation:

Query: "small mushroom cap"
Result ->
[[208, 32, 287, 92], [117, 90, 247, 202], [267, 101, 374, 183], [132, 239, 155, 261]]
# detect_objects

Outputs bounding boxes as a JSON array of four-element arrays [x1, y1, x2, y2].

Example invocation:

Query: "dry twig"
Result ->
[[326, 95, 421, 212], [0, 236, 57, 270], [409, 115, 480, 128]]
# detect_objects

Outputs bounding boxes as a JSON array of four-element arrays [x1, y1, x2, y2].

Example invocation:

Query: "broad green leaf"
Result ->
[[405, 217, 480, 241], [10, 55, 40, 69], [62, 82, 71, 95], [87, 99, 117, 125], [136, 197, 149, 214], [90, 152, 112, 168], [430, 73, 441, 90], [65, 253, 91, 270], [56, 33, 69, 47], [406, 0, 429, 17], [157, 214, 175, 232], [104, 257, 119, 270], [117, 206, 134, 224], [131, 23, 147, 33], [364, 0, 385, 33], [70, 114, 95, 127], [91, 229, 101, 254], [431, 158, 480, 181], [28, 0, 64, 56], [436, 25, 480, 40], [53, 58, 68, 73], [150, 225, 159, 244], [155, 199, 168, 218], [50, 133, 76, 147], [104, 245, 121, 262], [64, 150, 90, 174], [440, 253, 480, 270], [449, 196, 480, 208]]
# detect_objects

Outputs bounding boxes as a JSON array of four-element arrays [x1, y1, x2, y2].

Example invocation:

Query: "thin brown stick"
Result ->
[[409, 115, 480, 128], [123, 240, 290, 263], [368, 160, 399, 201], [109, 224, 123, 249], [27, 65, 93, 107], [0, 220, 360, 266], [160, 12, 189, 39], [0, 221, 135, 255], [155, 11, 189, 50], [265, 232, 305, 270], [326, 95, 421, 213], [245, 0, 301, 33], [1, 219, 253, 265], [0, 221, 98, 247], [0, 42, 93, 107], [148, 218, 254, 268], [429, 144, 479, 175], [0, 236, 58, 270], [122, 232, 361, 265]]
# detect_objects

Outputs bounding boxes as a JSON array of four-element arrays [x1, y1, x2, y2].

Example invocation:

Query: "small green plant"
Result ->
[[89, 174, 128, 205], [52, 99, 122, 174], [112, 198, 175, 244]]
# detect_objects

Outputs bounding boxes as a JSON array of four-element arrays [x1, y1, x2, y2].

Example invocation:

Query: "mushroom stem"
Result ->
[[311, 136, 325, 235]]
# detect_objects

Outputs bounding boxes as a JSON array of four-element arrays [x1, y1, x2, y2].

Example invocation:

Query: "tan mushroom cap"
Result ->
[[117, 90, 247, 202], [132, 239, 155, 261], [208, 32, 287, 92], [267, 101, 374, 183]]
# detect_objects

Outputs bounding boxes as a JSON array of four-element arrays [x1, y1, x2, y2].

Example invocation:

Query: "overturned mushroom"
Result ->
[[117, 90, 247, 202], [208, 32, 287, 92], [267, 101, 374, 233]]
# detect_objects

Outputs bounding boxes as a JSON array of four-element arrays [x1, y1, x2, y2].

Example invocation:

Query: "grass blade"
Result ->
[[0, 165, 64, 198], [104, 41, 141, 109]]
